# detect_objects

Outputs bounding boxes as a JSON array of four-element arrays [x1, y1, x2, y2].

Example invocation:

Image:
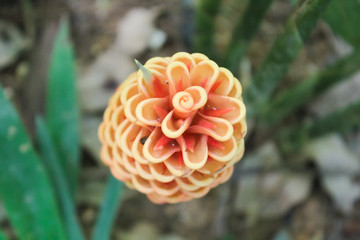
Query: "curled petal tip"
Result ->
[[100, 52, 246, 204]]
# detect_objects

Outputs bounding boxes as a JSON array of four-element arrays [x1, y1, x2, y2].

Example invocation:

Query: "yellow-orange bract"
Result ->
[[98, 52, 247, 204]]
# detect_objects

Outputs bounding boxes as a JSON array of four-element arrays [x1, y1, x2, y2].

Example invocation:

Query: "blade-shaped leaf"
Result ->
[[194, 0, 222, 59], [308, 100, 360, 137], [278, 99, 360, 153], [0, 229, 8, 240], [262, 49, 360, 124], [46, 17, 79, 195], [323, 0, 360, 47], [247, 0, 332, 108], [224, 0, 274, 73], [92, 174, 124, 240], [0, 84, 66, 240], [36, 117, 84, 240]]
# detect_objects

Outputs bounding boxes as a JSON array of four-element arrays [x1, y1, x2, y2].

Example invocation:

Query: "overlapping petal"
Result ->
[[190, 60, 219, 92], [208, 136, 237, 162], [167, 61, 191, 98], [136, 97, 168, 126], [205, 94, 246, 124], [177, 134, 208, 170], [164, 153, 193, 177], [210, 68, 234, 95], [143, 127, 180, 163], [98, 52, 247, 204], [188, 112, 233, 141], [161, 110, 194, 138]]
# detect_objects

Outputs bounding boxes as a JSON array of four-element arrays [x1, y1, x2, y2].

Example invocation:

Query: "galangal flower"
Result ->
[[98, 52, 247, 204]]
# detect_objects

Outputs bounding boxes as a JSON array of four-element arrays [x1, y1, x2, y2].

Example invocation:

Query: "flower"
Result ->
[[98, 52, 247, 204]]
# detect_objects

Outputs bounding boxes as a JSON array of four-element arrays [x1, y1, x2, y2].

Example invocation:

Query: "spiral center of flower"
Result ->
[[179, 94, 194, 110], [173, 91, 195, 111]]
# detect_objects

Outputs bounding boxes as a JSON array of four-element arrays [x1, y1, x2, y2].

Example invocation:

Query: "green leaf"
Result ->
[[288, 0, 299, 7], [247, 0, 332, 108], [224, 0, 274, 74], [323, 0, 360, 46], [272, 229, 292, 240], [194, 0, 222, 59], [0, 229, 8, 240], [0, 84, 66, 240], [46, 17, 79, 195], [35, 117, 84, 240], [262, 49, 360, 124], [278, 99, 360, 153], [222, 234, 234, 240], [92, 174, 124, 240], [308, 100, 360, 138]]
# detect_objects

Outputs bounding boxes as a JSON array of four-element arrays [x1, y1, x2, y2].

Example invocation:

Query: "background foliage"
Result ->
[[1, 0, 360, 239]]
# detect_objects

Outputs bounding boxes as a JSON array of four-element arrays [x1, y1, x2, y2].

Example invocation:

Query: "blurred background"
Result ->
[[0, 0, 360, 239]]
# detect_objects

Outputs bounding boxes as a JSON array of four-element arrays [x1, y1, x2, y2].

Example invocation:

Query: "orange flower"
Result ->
[[98, 52, 247, 204]]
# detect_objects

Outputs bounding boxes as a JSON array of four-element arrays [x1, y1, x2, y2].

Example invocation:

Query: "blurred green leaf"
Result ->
[[92, 174, 124, 240], [323, 0, 360, 46], [0, 84, 66, 240], [46, 17, 79, 195], [0, 229, 8, 240], [309, 100, 360, 137], [194, 0, 221, 59], [224, 0, 274, 73], [278, 99, 360, 153], [36, 117, 84, 240], [262, 49, 360, 124], [247, 0, 332, 109], [288, 0, 299, 7], [272, 229, 292, 240], [222, 233, 234, 240]]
